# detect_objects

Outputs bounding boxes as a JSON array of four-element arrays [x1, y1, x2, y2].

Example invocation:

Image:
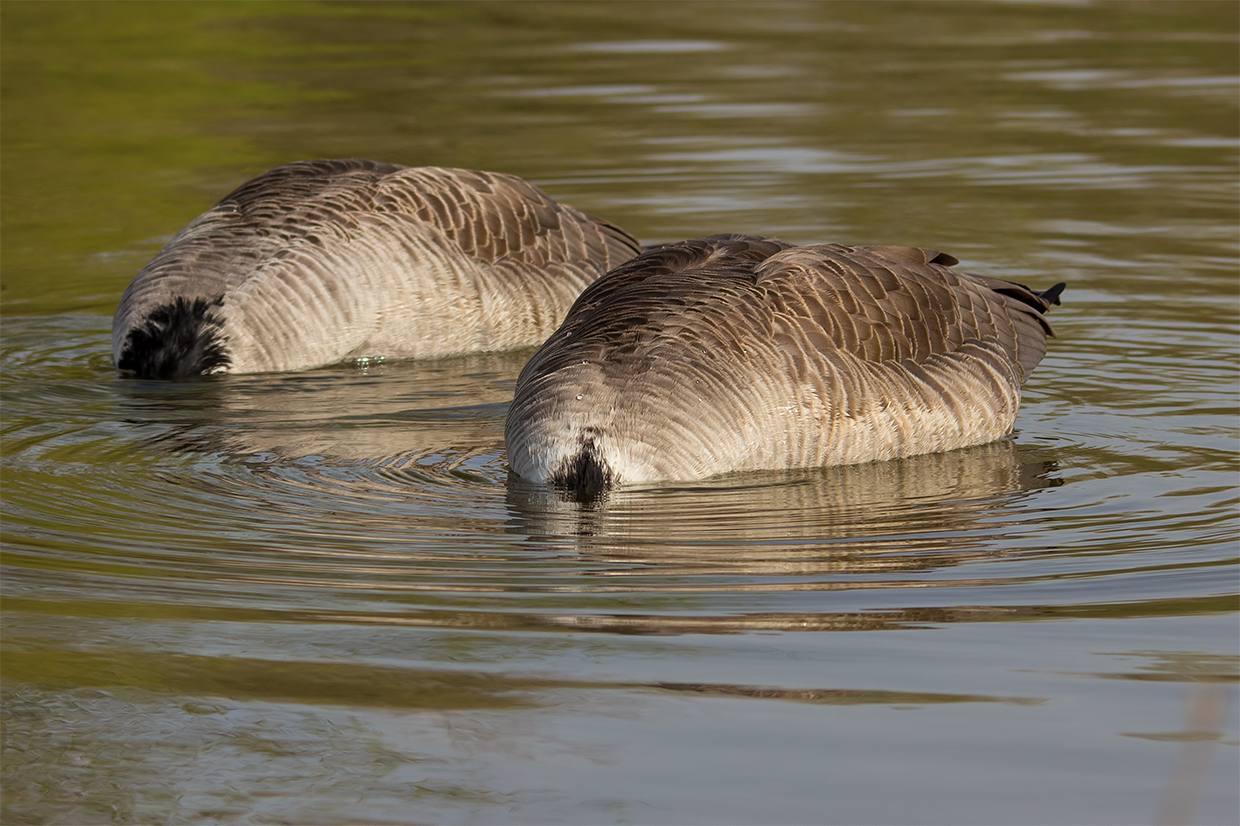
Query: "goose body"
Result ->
[[505, 234, 1064, 491], [112, 159, 642, 378]]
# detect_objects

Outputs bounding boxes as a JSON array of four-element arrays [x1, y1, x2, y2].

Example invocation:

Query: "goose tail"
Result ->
[[1038, 282, 1067, 307], [115, 297, 230, 379], [547, 438, 615, 502]]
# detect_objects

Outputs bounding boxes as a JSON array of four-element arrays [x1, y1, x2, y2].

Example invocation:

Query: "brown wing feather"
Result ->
[[507, 234, 1063, 487], [756, 243, 1055, 385], [113, 159, 642, 375]]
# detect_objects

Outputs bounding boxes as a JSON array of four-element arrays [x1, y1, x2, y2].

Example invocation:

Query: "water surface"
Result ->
[[2, 2, 1237, 824]]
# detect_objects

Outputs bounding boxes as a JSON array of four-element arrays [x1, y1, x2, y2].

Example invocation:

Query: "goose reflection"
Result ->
[[506, 439, 1060, 574], [113, 350, 526, 471], [495, 440, 1062, 635], [109, 355, 1064, 639]]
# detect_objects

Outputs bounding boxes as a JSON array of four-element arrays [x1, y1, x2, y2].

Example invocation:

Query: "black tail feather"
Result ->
[[117, 297, 229, 379], [986, 280, 1066, 319], [549, 439, 614, 502], [1038, 282, 1066, 307]]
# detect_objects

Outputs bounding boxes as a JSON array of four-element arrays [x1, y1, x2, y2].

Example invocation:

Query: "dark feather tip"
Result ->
[[1039, 283, 1067, 307], [549, 439, 615, 502], [117, 297, 230, 380]]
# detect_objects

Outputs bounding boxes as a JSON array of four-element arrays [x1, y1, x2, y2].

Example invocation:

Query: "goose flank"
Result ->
[[112, 159, 642, 378], [505, 234, 1064, 494]]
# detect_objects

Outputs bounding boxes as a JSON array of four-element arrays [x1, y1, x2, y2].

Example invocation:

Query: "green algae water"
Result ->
[[3, 2, 1237, 823]]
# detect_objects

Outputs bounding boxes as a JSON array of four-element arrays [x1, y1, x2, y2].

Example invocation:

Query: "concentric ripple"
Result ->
[[3, 312, 1233, 637]]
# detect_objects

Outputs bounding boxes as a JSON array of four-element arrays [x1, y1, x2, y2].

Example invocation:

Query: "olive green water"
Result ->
[[2, 2, 1237, 824]]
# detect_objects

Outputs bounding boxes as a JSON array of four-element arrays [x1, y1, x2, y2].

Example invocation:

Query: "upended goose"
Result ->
[[112, 159, 642, 378], [505, 234, 1064, 492]]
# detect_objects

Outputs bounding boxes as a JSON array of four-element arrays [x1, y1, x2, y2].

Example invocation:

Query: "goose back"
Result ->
[[112, 159, 642, 377], [505, 234, 1064, 491]]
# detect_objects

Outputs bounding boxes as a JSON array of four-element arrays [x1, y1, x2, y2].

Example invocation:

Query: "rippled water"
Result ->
[[3, 2, 1237, 824]]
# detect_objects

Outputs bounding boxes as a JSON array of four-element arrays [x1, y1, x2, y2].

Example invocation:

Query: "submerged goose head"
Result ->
[[505, 234, 1064, 495], [112, 159, 642, 378]]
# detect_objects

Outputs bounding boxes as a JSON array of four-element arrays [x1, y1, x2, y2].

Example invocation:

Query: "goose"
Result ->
[[505, 234, 1064, 493], [112, 159, 642, 378]]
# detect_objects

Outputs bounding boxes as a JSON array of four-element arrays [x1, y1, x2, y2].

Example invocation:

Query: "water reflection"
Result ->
[[0, 656, 1042, 825], [507, 441, 1058, 569], [113, 350, 527, 465]]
